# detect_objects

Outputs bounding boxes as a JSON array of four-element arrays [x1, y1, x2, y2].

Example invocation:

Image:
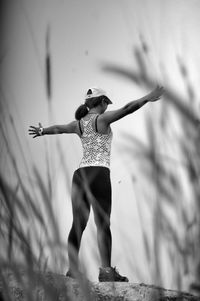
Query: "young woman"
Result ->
[[29, 86, 164, 282]]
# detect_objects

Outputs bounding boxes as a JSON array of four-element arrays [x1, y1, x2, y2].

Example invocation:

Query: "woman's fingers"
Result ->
[[155, 85, 164, 94], [158, 86, 164, 94], [29, 131, 39, 137], [28, 125, 39, 136], [153, 86, 164, 100], [28, 128, 36, 132], [149, 93, 162, 102], [29, 129, 37, 134], [29, 132, 37, 136], [149, 86, 164, 101]]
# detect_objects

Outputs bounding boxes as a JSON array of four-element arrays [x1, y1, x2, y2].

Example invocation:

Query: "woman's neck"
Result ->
[[88, 108, 102, 114]]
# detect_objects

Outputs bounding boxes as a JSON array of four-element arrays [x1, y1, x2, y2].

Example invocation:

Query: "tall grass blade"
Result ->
[[45, 24, 51, 101], [33, 166, 60, 243]]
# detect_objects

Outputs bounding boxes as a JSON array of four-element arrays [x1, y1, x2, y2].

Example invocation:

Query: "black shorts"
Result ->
[[71, 166, 112, 225]]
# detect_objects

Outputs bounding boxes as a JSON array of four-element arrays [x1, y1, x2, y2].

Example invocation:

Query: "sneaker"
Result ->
[[98, 267, 129, 282]]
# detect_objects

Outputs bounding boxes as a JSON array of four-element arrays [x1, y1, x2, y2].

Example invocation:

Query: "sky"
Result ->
[[1, 0, 200, 288]]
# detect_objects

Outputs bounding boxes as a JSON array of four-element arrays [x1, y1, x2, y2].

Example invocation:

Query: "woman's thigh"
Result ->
[[86, 167, 112, 226], [71, 170, 90, 224]]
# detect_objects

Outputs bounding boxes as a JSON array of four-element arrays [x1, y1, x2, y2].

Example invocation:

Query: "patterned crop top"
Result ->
[[79, 114, 113, 169]]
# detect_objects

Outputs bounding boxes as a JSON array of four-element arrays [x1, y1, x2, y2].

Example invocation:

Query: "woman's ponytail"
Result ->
[[75, 104, 88, 120]]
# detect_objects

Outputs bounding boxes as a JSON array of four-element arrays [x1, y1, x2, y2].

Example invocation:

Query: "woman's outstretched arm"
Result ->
[[100, 86, 164, 125], [28, 121, 78, 138]]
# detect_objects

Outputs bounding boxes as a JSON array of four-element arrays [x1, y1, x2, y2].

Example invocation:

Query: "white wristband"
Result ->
[[38, 127, 44, 136]]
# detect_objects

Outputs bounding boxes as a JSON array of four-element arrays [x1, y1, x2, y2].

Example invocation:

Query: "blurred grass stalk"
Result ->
[[103, 40, 200, 295], [0, 19, 96, 299], [0, 23, 61, 300]]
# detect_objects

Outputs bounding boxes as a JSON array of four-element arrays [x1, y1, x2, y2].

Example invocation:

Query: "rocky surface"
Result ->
[[0, 270, 199, 301]]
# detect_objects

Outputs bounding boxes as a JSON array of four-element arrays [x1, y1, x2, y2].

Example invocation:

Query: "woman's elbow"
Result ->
[[122, 105, 132, 115]]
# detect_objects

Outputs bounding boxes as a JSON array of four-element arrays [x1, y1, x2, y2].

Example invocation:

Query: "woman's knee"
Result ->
[[73, 216, 89, 233], [94, 215, 111, 231]]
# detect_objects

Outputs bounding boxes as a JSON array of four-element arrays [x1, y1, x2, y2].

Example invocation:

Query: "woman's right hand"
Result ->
[[28, 122, 43, 138], [148, 86, 164, 102]]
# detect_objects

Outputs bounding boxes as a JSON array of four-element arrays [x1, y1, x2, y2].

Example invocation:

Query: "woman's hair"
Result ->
[[75, 95, 105, 120], [75, 104, 89, 120]]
